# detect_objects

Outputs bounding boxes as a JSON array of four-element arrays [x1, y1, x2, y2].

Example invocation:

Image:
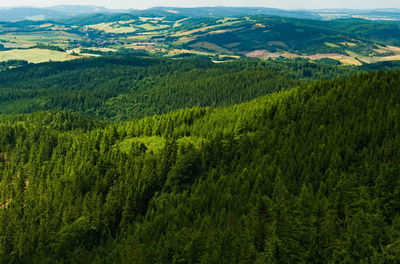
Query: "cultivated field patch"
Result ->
[[0, 33, 80, 48], [86, 22, 137, 34], [190, 41, 233, 54], [0, 48, 81, 63]]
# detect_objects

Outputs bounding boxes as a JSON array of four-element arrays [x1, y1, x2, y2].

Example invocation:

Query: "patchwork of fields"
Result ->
[[0, 14, 400, 65]]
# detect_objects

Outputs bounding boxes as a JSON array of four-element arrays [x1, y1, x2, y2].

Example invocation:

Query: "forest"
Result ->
[[0, 56, 357, 120], [0, 54, 399, 263]]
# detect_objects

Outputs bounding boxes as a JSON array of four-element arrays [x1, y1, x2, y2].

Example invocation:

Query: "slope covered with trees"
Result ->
[[0, 56, 354, 120], [0, 69, 399, 263]]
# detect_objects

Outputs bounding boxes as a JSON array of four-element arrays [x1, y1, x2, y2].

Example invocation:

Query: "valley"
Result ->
[[0, 11, 400, 65]]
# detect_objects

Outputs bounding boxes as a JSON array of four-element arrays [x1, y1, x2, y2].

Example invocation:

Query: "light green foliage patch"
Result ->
[[176, 136, 209, 150], [118, 136, 166, 154]]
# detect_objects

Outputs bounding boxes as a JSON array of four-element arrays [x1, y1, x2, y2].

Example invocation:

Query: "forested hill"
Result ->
[[0, 69, 399, 263], [0, 56, 354, 120]]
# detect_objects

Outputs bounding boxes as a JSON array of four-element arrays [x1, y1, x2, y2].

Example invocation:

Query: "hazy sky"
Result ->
[[0, 0, 398, 10]]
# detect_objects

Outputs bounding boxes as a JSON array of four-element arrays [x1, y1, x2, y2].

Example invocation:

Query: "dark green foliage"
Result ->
[[0, 68, 399, 263], [34, 43, 66, 52], [0, 56, 354, 120]]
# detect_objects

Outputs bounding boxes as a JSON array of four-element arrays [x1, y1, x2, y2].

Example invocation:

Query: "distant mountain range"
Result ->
[[0, 5, 399, 22], [45, 5, 110, 15]]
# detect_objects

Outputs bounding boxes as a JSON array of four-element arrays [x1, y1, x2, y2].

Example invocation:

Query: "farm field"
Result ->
[[0, 33, 81, 48], [0, 13, 399, 65], [0, 48, 81, 63], [85, 22, 137, 33]]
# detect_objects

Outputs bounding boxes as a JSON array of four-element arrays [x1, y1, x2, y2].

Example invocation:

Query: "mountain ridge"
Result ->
[[0, 5, 399, 22]]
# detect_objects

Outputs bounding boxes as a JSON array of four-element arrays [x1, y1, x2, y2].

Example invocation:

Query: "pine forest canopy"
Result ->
[[0, 5, 399, 263]]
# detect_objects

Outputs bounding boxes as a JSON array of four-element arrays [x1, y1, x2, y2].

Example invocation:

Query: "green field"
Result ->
[[0, 48, 81, 63], [85, 22, 137, 33], [0, 33, 81, 48], [0, 13, 400, 65]]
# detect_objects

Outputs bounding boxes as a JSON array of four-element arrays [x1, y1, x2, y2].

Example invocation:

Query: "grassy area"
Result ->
[[339, 57, 362, 65], [325, 42, 339, 48], [172, 36, 196, 45], [127, 35, 153, 41], [86, 22, 137, 34], [341, 41, 357, 47], [138, 23, 170, 31], [173, 18, 190, 28], [166, 48, 214, 57], [172, 20, 242, 37], [0, 48, 81, 63], [83, 47, 118, 52], [0, 33, 79, 48]]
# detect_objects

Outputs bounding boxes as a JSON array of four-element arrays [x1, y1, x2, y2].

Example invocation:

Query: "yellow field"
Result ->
[[359, 55, 400, 63], [254, 23, 266, 28], [325, 42, 339, 48], [172, 21, 241, 37], [120, 20, 136, 24], [0, 33, 80, 48], [173, 18, 190, 28], [86, 23, 136, 34], [37, 23, 53, 28], [127, 35, 152, 41], [245, 49, 364, 66], [341, 41, 357, 47], [206, 29, 231, 35], [167, 48, 213, 57], [84, 47, 118, 52], [0, 48, 81, 63], [375, 45, 400, 54], [138, 23, 170, 31], [345, 50, 362, 58], [339, 57, 363, 66], [172, 36, 196, 45], [387, 46, 400, 53], [125, 45, 168, 54]]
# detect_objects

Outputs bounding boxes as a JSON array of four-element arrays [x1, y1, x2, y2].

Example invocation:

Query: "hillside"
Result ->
[[0, 5, 111, 21], [0, 13, 400, 65], [0, 69, 399, 263], [0, 6, 400, 22], [0, 56, 355, 120]]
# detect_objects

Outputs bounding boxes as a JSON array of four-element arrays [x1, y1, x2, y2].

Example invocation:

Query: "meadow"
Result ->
[[0, 48, 81, 63]]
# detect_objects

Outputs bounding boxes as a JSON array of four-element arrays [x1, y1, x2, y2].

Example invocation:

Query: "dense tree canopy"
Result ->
[[0, 55, 355, 120], [0, 64, 399, 263]]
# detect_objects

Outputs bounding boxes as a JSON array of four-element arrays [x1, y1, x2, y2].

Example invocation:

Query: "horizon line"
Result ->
[[0, 5, 399, 11]]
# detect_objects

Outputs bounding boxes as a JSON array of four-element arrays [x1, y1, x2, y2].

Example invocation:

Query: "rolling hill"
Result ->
[[0, 5, 400, 264], [0, 63, 399, 263], [0, 56, 355, 120], [0, 6, 400, 22], [1, 12, 400, 66]]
